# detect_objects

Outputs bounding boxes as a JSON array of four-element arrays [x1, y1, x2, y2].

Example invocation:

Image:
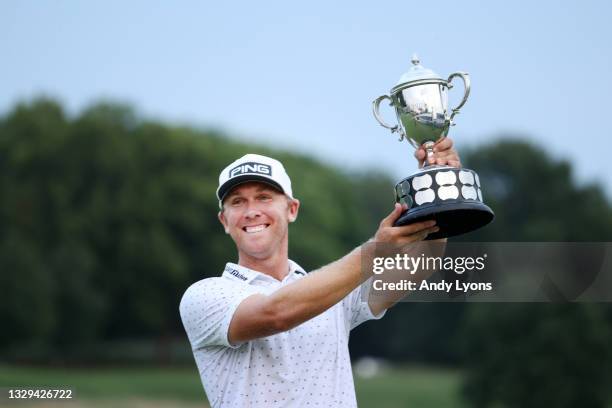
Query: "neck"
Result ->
[[238, 243, 290, 281]]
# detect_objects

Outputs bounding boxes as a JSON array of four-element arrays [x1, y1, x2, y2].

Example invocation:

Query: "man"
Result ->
[[180, 139, 460, 407]]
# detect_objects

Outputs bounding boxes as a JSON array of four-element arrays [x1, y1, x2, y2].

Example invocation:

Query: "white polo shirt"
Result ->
[[179, 260, 385, 408]]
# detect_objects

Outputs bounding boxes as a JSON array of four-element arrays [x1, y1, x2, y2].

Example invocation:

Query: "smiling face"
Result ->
[[218, 182, 300, 262]]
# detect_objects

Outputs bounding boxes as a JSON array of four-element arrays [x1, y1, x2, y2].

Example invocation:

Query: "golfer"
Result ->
[[180, 139, 460, 407]]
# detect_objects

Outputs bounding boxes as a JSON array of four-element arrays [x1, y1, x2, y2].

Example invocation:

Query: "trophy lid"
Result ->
[[395, 54, 443, 87]]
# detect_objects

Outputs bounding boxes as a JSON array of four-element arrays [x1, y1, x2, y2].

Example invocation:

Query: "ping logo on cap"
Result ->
[[229, 162, 272, 178]]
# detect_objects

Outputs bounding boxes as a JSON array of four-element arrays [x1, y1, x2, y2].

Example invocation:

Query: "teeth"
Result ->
[[245, 224, 267, 233]]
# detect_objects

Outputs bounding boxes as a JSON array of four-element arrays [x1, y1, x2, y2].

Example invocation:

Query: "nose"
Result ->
[[244, 203, 262, 220]]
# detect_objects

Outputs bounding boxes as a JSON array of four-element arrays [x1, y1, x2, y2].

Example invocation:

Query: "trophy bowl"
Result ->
[[373, 54, 494, 239]]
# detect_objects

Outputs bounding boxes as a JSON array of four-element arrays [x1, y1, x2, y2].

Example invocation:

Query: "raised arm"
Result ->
[[228, 205, 437, 344]]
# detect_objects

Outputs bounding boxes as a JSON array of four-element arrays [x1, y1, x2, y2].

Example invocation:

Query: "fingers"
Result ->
[[414, 148, 426, 168], [393, 219, 436, 236], [396, 225, 440, 244], [379, 203, 405, 228], [428, 148, 461, 167], [436, 150, 461, 167], [415, 139, 460, 168], [426, 154, 436, 166], [434, 137, 454, 151], [384, 219, 438, 241], [446, 159, 461, 168], [376, 206, 439, 244], [433, 156, 461, 166]]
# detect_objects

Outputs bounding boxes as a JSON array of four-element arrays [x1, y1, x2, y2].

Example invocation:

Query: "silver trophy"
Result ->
[[373, 54, 494, 239]]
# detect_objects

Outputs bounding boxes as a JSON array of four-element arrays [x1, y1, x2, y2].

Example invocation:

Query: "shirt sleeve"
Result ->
[[342, 276, 387, 331], [179, 278, 259, 349]]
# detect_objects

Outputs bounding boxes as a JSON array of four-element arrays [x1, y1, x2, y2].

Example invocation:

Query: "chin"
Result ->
[[237, 240, 273, 257], [241, 247, 275, 261]]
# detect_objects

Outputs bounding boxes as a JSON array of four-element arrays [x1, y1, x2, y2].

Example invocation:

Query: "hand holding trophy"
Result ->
[[373, 54, 494, 239]]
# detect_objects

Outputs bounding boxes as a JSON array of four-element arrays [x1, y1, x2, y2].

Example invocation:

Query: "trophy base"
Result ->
[[393, 166, 494, 239], [394, 200, 494, 240]]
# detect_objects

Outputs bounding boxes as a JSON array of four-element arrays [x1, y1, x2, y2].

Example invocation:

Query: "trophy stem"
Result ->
[[423, 141, 435, 167]]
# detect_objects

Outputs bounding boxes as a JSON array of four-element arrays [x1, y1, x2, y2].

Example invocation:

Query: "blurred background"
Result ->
[[1, 1, 611, 407]]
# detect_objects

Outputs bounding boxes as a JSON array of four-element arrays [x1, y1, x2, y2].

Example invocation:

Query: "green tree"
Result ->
[[0, 98, 393, 361], [457, 139, 612, 407], [462, 304, 611, 408], [459, 139, 612, 242]]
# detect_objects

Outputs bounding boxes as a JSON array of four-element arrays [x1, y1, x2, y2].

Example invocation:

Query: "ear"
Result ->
[[287, 198, 300, 223], [218, 211, 230, 234]]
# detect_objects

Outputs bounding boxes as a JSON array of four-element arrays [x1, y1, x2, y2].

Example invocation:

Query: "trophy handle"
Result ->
[[372, 95, 403, 141], [447, 72, 470, 123]]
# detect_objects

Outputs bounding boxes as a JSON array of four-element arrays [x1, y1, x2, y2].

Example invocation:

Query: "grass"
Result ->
[[0, 365, 205, 401], [355, 365, 464, 408], [0, 364, 463, 407]]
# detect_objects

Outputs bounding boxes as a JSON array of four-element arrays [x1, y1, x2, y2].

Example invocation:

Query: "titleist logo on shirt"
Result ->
[[224, 265, 249, 281], [229, 162, 272, 178]]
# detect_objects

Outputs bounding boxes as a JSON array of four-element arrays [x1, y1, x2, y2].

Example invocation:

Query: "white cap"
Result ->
[[216, 154, 293, 207]]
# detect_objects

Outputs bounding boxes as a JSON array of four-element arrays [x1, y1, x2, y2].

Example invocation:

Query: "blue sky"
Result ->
[[2, 1, 611, 197]]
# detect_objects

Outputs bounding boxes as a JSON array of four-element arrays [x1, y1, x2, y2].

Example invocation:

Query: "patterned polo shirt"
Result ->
[[179, 260, 385, 407]]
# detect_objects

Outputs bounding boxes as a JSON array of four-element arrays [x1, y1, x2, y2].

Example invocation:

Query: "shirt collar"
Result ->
[[222, 260, 306, 284]]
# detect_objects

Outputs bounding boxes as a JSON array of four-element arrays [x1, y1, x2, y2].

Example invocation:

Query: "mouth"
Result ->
[[242, 224, 270, 234]]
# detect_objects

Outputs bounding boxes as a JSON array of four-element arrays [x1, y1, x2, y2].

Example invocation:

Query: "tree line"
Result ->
[[1, 98, 611, 406]]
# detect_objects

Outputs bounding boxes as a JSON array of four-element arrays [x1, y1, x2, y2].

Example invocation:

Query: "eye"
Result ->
[[257, 193, 272, 201], [230, 197, 244, 206]]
